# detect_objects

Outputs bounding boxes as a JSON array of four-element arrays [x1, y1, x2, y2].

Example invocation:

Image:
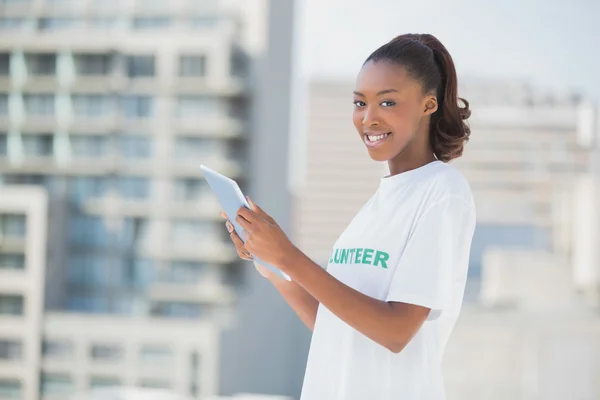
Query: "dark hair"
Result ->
[[364, 33, 471, 162]]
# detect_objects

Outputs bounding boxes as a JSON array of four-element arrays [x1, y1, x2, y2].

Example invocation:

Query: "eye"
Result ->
[[353, 100, 366, 107], [380, 101, 396, 107]]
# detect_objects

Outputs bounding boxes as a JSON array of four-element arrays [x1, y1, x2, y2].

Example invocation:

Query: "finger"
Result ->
[[220, 211, 228, 220], [236, 206, 257, 224], [225, 220, 234, 233], [235, 214, 253, 231], [230, 232, 252, 259], [247, 196, 271, 221]]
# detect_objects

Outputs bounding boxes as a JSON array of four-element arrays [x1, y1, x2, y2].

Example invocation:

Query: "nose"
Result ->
[[361, 105, 379, 127]]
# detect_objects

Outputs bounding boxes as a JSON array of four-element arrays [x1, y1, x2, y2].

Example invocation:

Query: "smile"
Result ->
[[364, 132, 391, 148]]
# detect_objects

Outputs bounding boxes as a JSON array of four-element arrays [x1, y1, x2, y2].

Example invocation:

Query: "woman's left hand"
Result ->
[[235, 197, 297, 270]]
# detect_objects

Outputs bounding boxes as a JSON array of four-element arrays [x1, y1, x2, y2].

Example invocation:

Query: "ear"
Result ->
[[423, 96, 438, 116]]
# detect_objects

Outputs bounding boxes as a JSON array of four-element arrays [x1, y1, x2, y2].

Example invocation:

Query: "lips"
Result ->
[[364, 132, 391, 148]]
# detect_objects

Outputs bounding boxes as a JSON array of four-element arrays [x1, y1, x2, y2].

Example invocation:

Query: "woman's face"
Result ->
[[352, 61, 437, 162]]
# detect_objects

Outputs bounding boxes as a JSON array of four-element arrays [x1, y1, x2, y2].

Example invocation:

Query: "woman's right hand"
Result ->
[[221, 211, 274, 279]]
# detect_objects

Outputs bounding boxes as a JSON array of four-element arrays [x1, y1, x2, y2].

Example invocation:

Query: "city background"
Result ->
[[0, 0, 598, 399]]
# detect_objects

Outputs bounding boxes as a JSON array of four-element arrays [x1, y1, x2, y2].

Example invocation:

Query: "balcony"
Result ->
[[172, 155, 243, 179], [174, 77, 246, 97], [70, 116, 120, 133], [71, 75, 126, 94], [147, 281, 235, 304], [169, 196, 221, 220], [167, 241, 237, 264], [0, 237, 26, 253], [175, 116, 244, 139], [22, 76, 59, 93]]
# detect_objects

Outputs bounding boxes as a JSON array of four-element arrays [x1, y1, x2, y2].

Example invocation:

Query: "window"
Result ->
[[123, 95, 153, 119], [66, 294, 107, 313], [72, 94, 115, 117], [176, 96, 223, 118], [0, 295, 24, 315], [189, 17, 218, 29], [0, 133, 7, 156], [39, 18, 78, 31], [0, 253, 25, 270], [140, 345, 172, 364], [190, 352, 200, 396], [119, 177, 150, 199], [179, 55, 206, 77], [26, 54, 56, 75], [42, 339, 74, 359], [68, 215, 109, 246], [74, 54, 112, 75], [150, 302, 203, 319], [68, 177, 108, 202], [120, 135, 152, 158], [67, 253, 110, 287], [0, 214, 26, 238], [88, 18, 118, 29], [40, 373, 73, 396], [0, 340, 22, 360], [126, 55, 154, 77], [24, 94, 55, 116], [120, 257, 154, 289], [90, 344, 123, 361], [22, 134, 53, 156], [0, 379, 21, 399], [132, 17, 171, 29], [170, 220, 220, 247], [70, 135, 110, 158], [0, 95, 7, 116], [0, 18, 25, 31], [160, 261, 209, 284], [89, 376, 121, 389], [139, 379, 171, 389], [230, 48, 247, 78], [172, 178, 207, 201], [0, 53, 9, 75]]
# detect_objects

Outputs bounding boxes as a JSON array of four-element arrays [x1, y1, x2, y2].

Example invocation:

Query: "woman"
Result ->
[[222, 33, 475, 400]]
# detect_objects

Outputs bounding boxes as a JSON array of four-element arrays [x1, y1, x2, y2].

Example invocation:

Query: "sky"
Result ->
[[297, 0, 600, 102]]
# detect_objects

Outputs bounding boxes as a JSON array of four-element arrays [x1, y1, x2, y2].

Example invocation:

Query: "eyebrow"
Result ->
[[353, 89, 399, 97]]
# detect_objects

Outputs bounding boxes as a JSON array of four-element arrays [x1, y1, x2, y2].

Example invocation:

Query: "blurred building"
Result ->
[[0, 0, 304, 399]]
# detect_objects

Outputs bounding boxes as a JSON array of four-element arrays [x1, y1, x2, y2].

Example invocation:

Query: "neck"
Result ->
[[387, 117, 437, 176]]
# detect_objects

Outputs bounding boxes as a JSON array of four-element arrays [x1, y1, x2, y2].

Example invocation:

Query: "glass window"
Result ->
[[72, 94, 115, 117], [126, 55, 154, 77], [170, 220, 220, 248], [120, 257, 154, 289], [40, 373, 73, 396], [0, 379, 21, 399], [0, 340, 22, 360], [39, 18, 79, 31], [26, 54, 56, 75], [66, 294, 108, 313], [172, 178, 208, 201], [68, 176, 108, 201], [150, 302, 203, 319], [68, 215, 109, 246], [0, 53, 9, 75], [123, 95, 153, 119], [140, 345, 172, 364], [0, 295, 24, 315], [119, 177, 150, 199], [120, 135, 152, 158], [176, 96, 223, 118], [0, 253, 25, 270], [90, 344, 123, 361], [0, 18, 25, 31], [22, 134, 53, 156], [88, 18, 118, 29], [74, 54, 113, 75], [0, 133, 7, 156], [42, 339, 74, 359], [189, 17, 218, 29], [179, 55, 206, 77], [89, 376, 121, 389], [70, 135, 110, 158], [24, 94, 55, 116], [132, 17, 171, 29], [0, 214, 26, 238], [0, 95, 8, 116], [67, 253, 110, 287], [173, 137, 228, 159], [160, 261, 209, 284]]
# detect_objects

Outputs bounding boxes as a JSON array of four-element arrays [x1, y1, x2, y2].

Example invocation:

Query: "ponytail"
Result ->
[[364, 33, 471, 162]]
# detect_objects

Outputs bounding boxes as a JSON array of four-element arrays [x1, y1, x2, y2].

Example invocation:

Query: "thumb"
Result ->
[[247, 196, 270, 219]]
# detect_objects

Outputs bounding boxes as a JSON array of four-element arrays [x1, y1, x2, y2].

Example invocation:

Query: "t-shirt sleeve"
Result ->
[[385, 196, 475, 313]]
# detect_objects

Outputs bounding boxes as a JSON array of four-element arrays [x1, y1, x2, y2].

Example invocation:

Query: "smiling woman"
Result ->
[[223, 33, 476, 400]]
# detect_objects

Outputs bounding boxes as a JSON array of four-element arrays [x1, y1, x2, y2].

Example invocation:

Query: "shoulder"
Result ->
[[422, 162, 474, 210]]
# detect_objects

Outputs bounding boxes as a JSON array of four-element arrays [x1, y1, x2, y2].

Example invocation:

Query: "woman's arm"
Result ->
[[279, 248, 430, 353], [265, 269, 320, 331]]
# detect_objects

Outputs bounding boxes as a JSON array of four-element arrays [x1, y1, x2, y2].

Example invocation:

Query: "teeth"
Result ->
[[368, 133, 388, 142]]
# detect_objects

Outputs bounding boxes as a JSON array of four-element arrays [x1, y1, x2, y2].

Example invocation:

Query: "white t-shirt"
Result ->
[[300, 160, 476, 400]]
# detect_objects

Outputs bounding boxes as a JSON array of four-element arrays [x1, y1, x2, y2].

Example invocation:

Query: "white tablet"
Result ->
[[200, 164, 291, 281]]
